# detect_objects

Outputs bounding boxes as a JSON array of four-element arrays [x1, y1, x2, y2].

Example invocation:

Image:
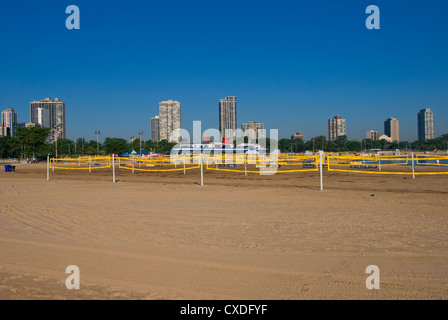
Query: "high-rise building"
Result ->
[[0, 124, 4, 137], [328, 116, 346, 141], [219, 96, 237, 142], [157, 100, 181, 143], [366, 130, 379, 141], [151, 116, 160, 142], [1, 108, 18, 137], [291, 132, 304, 141], [241, 121, 264, 142], [417, 108, 434, 141], [30, 98, 66, 143], [384, 117, 399, 143], [37, 107, 50, 129]]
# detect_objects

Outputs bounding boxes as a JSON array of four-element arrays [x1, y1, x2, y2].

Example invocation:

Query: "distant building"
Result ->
[[151, 115, 160, 142], [0, 124, 4, 137], [158, 100, 181, 143], [384, 117, 399, 143], [291, 132, 304, 141], [328, 116, 346, 141], [366, 130, 379, 141], [25, 122, 39, 128], [30, 98, 66, 143], [417, 108, 434, 141], [379, 134, 392, 143], [241, 121, 264, 142], [1, 108, 18, 137], [219, 96, 237, 142]]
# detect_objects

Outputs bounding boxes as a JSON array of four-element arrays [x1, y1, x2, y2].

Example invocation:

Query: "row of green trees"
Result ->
[[0, 127, 178, 159], [276, 134, 448, 153], [1, 128, 447, 159]]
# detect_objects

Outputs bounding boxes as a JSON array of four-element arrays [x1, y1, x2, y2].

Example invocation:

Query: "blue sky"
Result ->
[[0, 0, 447, 142]]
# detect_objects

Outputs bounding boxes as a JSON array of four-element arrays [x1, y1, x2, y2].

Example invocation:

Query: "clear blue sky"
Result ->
[[0, 0, 447, 142]]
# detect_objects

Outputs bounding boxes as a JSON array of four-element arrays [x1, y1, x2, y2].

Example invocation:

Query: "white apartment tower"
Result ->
[[151, 116, 160, 142], [30, 98, 66, 143], [219, 96, 237, 142], [328, 116, 346, 141], [157, 100, 181, 143], [1, 108, 18, 137], [417, 108, 434, 141]]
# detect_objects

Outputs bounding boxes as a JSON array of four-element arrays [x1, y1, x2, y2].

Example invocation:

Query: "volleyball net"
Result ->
[[204, 154, 319, 174], [327, 153, 448, 175], [47, 152, 448, 177], [50, 156, 111, 170], [118, 155, 200, 172]]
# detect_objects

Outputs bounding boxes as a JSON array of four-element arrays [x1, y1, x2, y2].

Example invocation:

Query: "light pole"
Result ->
[[95, 131, 100, 155], [139, 131, 143, 157], [55, 130, 59, 158]]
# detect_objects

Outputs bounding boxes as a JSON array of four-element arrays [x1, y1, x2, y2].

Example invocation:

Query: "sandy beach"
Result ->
[[0, 162, 447, 300]]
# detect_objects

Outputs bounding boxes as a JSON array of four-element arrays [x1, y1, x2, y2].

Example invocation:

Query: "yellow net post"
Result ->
[[200, 152, 204, 186], [412, 152, 415, 179], [319, 151, 324, 191], [47, 155, 50, 181]]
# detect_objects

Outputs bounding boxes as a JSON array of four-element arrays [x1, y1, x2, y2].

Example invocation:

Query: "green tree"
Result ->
[[346, 140, 362, 152], [0, 136, 20, 158], [278, 138, 293, 152], [104, 138, 130, 154], [15, 127, 50, 158]]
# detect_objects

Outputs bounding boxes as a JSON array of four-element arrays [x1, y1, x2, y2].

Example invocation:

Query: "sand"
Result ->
[[0, 162, 447, 300]]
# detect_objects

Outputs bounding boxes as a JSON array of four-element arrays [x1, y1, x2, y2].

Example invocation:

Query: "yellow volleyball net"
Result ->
[[327, 153, 448, 175], [50, 156, 112, 170], [118, 155, 200, 172], [204, 153, 319, 174]]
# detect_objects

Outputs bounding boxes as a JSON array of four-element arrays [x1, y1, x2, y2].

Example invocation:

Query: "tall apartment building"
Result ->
[[152, 100, 181, 143], [241, 121, 264, 142], [151, 116, 160, 142], [384, 117, 399, 143], [30, 98, 66, 143], [328, 116, 346, 141], [219, 96, 237, 142], [366, 130, 379, 141], [1, 108, 18, 137], [417, 108, 434, 141]]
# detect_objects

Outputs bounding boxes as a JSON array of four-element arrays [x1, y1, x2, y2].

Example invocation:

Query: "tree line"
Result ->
[[1, 128, 447, 159], [0, 127, 177, 159]]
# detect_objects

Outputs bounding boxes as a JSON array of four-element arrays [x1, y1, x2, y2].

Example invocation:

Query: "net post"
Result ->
[[245, 153, 247, 176], [200, 152, 204, 186], [47, 154, 50, 181], [183, 154, 186, 175], [112, 154, 116, 183], [132, 156, 135, 174], [378, 152, 381, 172], [412, 152, 415, 179], [319, 150, 324, 191], [52, 158, 55, 172], [89, 156, 91, 173]]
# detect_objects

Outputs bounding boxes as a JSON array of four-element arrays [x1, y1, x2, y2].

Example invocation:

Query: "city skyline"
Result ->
[[1, 99, 445, 144], [0, 1, 447, 142]]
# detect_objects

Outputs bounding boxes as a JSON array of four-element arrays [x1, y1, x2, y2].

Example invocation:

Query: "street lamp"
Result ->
[[139, 131, 143, 157], [95, 131, 100, 154]]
